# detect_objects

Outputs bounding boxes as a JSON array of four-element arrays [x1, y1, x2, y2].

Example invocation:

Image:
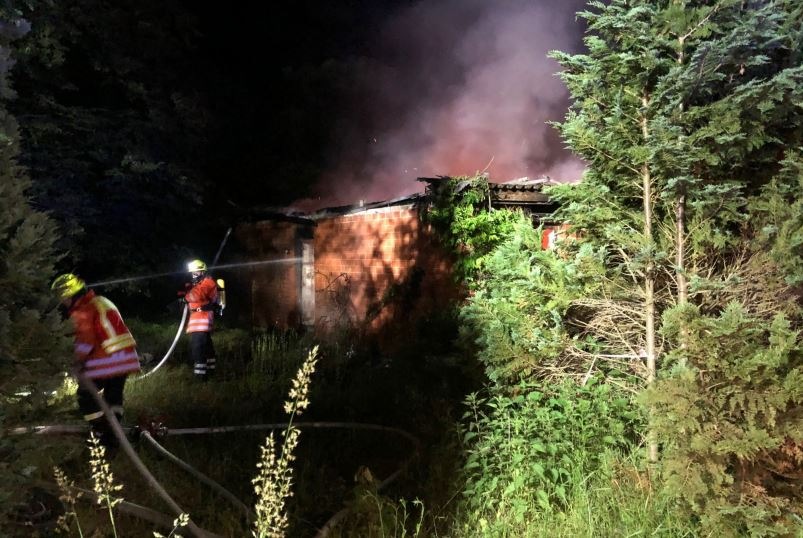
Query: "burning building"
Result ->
[[231, 176, 563, 337]]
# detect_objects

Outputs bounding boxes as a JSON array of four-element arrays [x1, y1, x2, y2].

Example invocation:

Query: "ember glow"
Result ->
[[295, 0, 587, 210]]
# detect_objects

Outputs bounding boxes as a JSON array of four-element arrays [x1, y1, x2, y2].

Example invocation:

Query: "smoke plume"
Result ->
[[300, 0, 587, 209]]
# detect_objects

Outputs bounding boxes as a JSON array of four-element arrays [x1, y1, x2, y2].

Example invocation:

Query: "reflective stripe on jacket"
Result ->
[[185, 276, 218, 333], [69, 290, 140, 379]]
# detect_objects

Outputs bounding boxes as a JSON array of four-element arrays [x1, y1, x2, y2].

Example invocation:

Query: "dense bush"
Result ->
[[460, 379, 640, 527], [458, 214, 605, 386], [645, 303, 803, 536], [0, 8, 71, 527], [425, 175, 520, 287]]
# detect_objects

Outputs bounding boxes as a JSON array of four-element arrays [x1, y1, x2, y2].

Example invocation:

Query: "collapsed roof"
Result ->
[[238, 175, 561, 223]]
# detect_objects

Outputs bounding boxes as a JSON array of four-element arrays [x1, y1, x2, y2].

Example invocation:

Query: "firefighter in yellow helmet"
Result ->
[[51, 273, 140, 450], [178, 259, 221, 380]]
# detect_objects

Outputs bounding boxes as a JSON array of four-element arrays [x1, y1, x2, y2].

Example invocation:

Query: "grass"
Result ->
[[8, 320, 701, 537], [37, 324, 438, 536], [442, 453, 695, 538]]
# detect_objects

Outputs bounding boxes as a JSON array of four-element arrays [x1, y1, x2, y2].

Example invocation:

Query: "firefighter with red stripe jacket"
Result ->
[[51, 273, 140, 450], [181, 259, 221, 380]]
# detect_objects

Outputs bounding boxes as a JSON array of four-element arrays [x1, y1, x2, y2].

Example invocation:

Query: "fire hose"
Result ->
[[140, 431, 254, 522], [9, 418, 421, 536], [74, 372, 211, 538], [135, 303, 188, 380], [126, 226, 231, 381]]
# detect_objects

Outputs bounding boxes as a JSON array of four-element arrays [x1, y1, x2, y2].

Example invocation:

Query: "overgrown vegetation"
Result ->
[[417, 3, 803, 536], [424, 175, 520, 287], [461, 379, 637, 518], [425, 1, 803, 537], [547, 1, 803, 534], [0, 6, 72, 529], [3, 1, 803, 537], [2, 321, 467, 536], [425, 177, 660, 535]]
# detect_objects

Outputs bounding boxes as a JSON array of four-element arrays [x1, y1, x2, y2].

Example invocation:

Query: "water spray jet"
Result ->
[[87, 257, 302, 288]]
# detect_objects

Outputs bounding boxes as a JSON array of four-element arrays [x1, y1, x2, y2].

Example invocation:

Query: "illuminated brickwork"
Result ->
[[235, 204, 455, 333], [313, 205, 454, 331]]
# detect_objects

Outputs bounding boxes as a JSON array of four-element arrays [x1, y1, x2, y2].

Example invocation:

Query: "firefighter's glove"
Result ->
[[200, 303, 216, 312]]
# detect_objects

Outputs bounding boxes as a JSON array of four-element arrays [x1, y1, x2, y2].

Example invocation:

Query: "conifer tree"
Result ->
[[0, 4, 71, 520], [550, 0, 803, 532], [10, 0, 214, 285]]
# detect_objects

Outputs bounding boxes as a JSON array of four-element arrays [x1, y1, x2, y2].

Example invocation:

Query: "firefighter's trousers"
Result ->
[[77, 375, 127, 449], [190, 331, 216, 379]]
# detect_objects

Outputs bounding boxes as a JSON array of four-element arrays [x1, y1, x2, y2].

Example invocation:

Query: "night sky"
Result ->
[[191, 1, 399, 207], [10, 0, 588, 286], [189, 0, 587, 210]]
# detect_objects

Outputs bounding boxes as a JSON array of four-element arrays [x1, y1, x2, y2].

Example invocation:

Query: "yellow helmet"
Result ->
[[51, 273, 86, 300], [187, 259, 207, 272]]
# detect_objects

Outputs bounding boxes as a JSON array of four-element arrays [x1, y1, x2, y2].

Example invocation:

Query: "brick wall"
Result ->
[[235, 207, 566, 334], [313, 204, 455, 332], [233, 219, 308, 329], [541, 223, 571, 250], [234, 204, 455, 333]]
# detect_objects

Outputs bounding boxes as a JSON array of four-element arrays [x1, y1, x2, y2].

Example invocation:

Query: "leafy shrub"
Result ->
[[424, 175, 519, 287], [453, 451, 694, 538], [459, 215, 605, 385], [460, 379, 640, 526]]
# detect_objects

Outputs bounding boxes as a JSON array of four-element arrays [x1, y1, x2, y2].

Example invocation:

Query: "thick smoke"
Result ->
[[300, 0, 587, 208]]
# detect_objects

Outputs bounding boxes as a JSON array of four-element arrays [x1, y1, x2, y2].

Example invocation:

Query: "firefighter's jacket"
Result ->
[[185, 275, 219, 333], [68, 290, 140, 379]]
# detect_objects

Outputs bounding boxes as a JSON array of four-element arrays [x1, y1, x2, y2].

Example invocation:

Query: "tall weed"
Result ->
[[452, 452, 694, 537], [252, 345, 319, 537], [460, 379, 639, 522], [331, 493, 427, 538]]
